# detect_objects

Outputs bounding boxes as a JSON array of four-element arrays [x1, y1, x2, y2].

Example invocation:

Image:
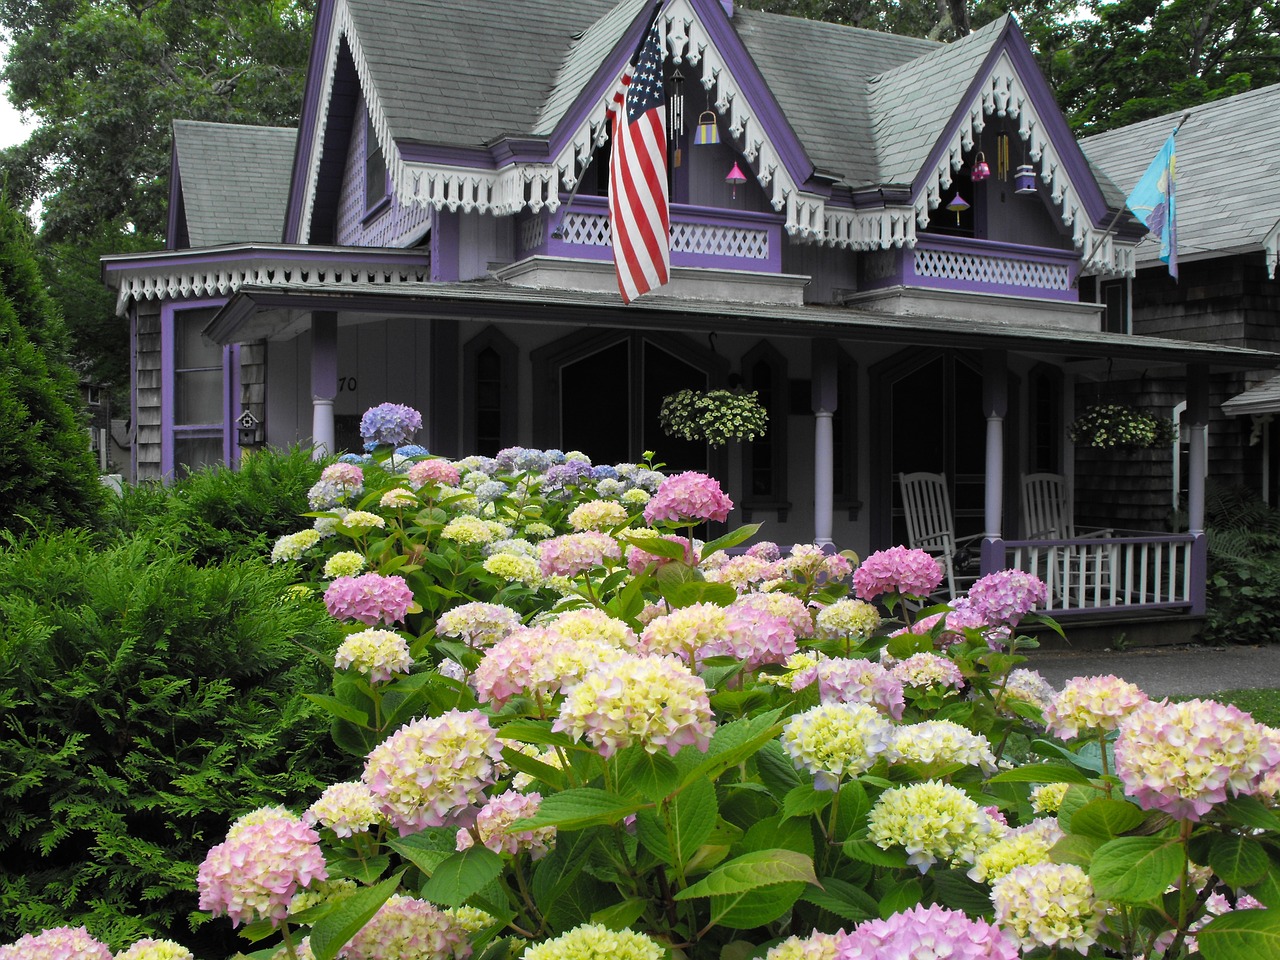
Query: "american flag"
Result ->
[[608, 14, 669, 303]]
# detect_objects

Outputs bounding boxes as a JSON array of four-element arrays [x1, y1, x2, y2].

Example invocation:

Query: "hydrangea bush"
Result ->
[[11, 404, 1279, 960]]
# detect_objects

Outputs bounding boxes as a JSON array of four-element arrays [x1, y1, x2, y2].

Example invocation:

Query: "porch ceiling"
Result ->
[[204, 279, 1279, 372]]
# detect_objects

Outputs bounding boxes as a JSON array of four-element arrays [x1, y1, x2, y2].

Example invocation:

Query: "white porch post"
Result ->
[[311, 311, 338, 459], [981, 350, 1008, 572], [812, 340, 838, 547]]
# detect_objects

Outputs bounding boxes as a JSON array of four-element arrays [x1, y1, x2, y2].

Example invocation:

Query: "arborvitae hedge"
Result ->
[[0, 199, 105, 533], [0, 529, 348, 954]]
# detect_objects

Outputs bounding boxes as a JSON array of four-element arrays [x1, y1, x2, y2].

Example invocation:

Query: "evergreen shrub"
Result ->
[[107, 446, 323, 563], [0, 529, 348, 953]]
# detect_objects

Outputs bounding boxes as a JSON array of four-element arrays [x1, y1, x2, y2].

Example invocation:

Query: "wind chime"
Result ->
[[997, 133, 1010, 180], [668, 69, 685, 166]]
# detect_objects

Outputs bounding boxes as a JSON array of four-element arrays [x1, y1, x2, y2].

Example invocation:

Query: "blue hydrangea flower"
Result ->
[[359, 403, 423, 447], [591, 464, 620, 480], [395, 444, 430, 458]]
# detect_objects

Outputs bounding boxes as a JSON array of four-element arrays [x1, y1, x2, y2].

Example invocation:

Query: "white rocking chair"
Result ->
[[1021, 473, 1113, 604], [898, 471, 983, 600]]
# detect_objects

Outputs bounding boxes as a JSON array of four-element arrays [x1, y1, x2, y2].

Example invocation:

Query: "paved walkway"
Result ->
[[1025, 644, 1280, 698]]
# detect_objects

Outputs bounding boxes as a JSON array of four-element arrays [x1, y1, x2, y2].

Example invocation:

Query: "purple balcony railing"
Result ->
[[863, 234, 1081, 303]]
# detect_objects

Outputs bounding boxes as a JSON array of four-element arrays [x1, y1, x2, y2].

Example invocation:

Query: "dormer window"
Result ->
[[365, 111, 387, 212]]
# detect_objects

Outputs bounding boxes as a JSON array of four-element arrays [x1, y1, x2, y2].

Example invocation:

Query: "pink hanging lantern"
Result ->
[[725, 161, 748, 199], [971, 151, 991, 181]]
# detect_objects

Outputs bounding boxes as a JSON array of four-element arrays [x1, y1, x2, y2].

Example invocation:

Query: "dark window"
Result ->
[[562, 341, 631, 465], [1102, 280, 1128, 334], [1028, 365, 1062, 474], [740, 341, 789, 517], [365, 112, 387, 211], [463, 327, 518, 456], [832, 350, 860, 517]]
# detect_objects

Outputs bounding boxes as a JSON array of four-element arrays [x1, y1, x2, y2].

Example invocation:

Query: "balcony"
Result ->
[[517, 195, 783, 274]]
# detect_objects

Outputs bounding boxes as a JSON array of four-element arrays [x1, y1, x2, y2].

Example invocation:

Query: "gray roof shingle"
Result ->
[[1082, 84, 1280, 265], [173, 120, 296, 245]]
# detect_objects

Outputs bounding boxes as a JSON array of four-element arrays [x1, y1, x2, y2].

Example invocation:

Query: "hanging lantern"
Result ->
[[1014, 163, 1038, 195], [971, 151, 991, 181], [946, 192, 970, 225], [694, 110, 720, 145], [725, 161, 748, 199]]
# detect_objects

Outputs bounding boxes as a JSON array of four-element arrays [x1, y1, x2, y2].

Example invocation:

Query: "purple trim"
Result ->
[[166, 147, 181, 250], [398, 142, 493, 166], [285, 0, 337, 243], [913, 20, 1115, 232], [431, 209, 460, 282], [103, 244, 431, 274], [1190, 531, 1207, 616], [129, 303, 139, 480], [530, 195, 783, 272], [859, 234, 1080, 301], [160, 297, 234, 479]]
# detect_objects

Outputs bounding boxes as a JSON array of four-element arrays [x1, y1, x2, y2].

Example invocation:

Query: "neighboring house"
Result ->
[[102, 0, 1276, 626], [1082, 85, 1280, 521]]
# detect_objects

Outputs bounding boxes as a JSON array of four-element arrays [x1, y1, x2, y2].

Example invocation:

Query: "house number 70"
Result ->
[[338, 377, 358, 391]]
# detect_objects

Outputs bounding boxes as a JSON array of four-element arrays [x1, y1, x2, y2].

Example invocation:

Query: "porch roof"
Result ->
[[1222, 375, 1280, 417], [202, 277, 1279, 372]]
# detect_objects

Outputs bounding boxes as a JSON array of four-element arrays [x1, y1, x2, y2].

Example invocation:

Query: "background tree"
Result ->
[[0, 0, 314, 396], [0, 196, 106, 532], [1052, 0, 1280, 134]]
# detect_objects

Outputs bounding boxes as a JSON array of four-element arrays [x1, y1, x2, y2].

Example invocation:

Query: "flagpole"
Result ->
[[551, 0, 666, 240], [1082, 110, 1191, 269]]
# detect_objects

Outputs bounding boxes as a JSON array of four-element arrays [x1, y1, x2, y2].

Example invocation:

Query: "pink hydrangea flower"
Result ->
[[536, 531, 621, 577], [324, 573, 414, 626], [321, 462, 364, 488], [643, 471, 733, 524], [455, 790, 555, 859], [798, 657, 905, 720], [343, 895, 470, 960], [747, 541, 782, 562], [891, 652, 965, 693], [1115, 697, 1280, 820], [0, 927, 112, 960], [197, 809, 327, 927], [363, 710, 503, 834], [853, 547, 944, 600], [1045, 674, 1149, 739], [471, 626, 625, 705], [701, 605, 796, 669], [838, 903, 1018, 959], [966, 570, 1047, 627], [407, 459, 462, 489]]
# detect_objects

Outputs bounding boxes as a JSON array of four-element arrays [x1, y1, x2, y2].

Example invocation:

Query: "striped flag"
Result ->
[[608, 13, 669, 303]]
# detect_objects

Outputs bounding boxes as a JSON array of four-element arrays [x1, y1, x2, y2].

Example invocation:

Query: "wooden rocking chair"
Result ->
[[898, 471, 983, 599]]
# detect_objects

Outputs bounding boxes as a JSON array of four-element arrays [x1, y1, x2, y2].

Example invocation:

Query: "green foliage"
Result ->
[[0, 197, 106, 533], [1201, 483, 1280, 644], [0, 529, 347, 952], [105, 446, 323, 564]]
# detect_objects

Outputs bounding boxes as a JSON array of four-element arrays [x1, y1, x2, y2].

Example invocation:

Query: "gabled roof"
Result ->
[[172, 120, 296, 246], [868, 16, 1005, 187], [730, 7, 937, 185], [345, 0, 616, 146], [1082, 83, 1280, 269]]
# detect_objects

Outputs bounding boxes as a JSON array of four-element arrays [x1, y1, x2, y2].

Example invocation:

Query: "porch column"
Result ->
[[311, 311, 338, 459], [1187, 364, 1210, 615], [812, 339, 838, 547], [980, 349, 1008, 573]]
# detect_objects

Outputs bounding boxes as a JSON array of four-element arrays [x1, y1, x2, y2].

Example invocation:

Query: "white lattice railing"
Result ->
[[913, 246, 1071, 290], [544, 211, 770, 260], [1003, 535, 1195, 614]]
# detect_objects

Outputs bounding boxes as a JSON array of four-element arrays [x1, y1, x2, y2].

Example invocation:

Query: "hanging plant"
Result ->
[[659, 388, 769, 446], [1069, 402, 1178, 450]]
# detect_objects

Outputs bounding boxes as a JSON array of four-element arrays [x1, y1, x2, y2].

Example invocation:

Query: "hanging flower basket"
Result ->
[[659, 388, 769, 446], [1069, 402, 1178, 450]]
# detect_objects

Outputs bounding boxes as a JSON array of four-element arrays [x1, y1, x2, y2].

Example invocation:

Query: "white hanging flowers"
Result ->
[[658, 389, 769, 446]]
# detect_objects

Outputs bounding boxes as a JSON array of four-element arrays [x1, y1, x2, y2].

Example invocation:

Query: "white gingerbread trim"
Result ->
[[1265, 217, 1279, 280]]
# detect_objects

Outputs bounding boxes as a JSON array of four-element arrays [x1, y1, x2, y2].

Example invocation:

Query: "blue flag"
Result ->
[[1125, 131, 1178, 279]]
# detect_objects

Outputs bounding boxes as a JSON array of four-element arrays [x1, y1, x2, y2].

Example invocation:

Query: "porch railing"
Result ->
[[983, 533, 1206, 616]]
